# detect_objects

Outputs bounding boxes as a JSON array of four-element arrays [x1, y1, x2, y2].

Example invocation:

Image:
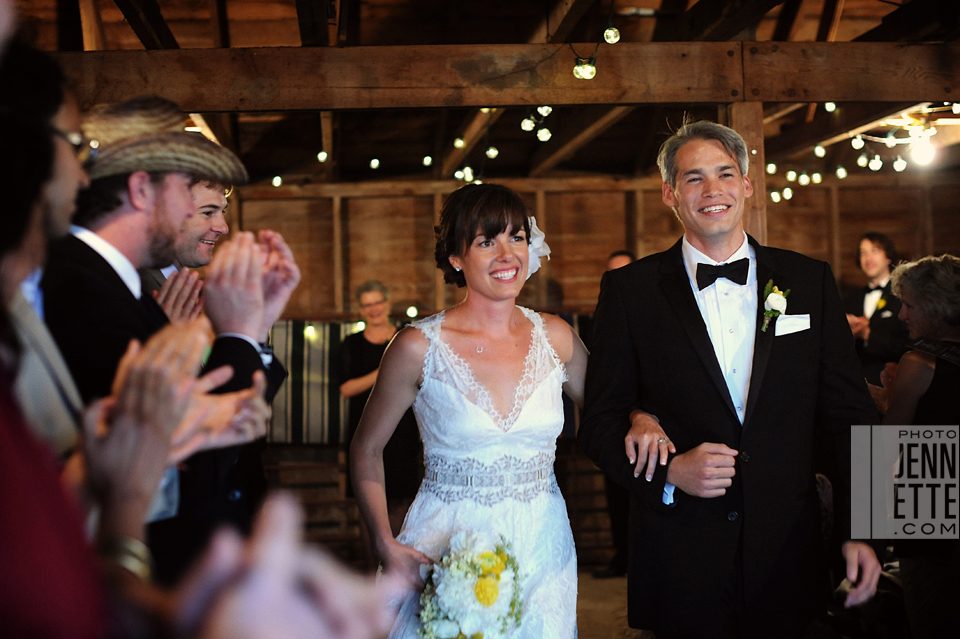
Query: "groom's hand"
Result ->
[[665, 442, 738, 498]]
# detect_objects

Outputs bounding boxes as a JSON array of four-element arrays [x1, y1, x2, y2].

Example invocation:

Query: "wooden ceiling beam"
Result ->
[[529, 106, 633, 176], [657, 0, 786, 42], [855, 0, 960, 43], [55, 42, 960, 112], [771, 0, 802, 41], [112, 0, 179, 49], [528, 0, 596, 44]]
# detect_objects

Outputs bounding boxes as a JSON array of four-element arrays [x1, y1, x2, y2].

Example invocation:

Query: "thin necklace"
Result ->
[[454, 307, 515, 354]]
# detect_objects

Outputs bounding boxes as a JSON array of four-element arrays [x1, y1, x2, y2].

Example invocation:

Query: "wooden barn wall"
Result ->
[[241, 182, 960, 319]]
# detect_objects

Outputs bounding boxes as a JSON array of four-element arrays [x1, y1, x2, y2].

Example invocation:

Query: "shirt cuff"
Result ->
[[662, 482, 676, 505], [217, 332, 273, 366]]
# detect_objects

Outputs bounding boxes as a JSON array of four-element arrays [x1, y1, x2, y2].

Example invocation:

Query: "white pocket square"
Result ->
[[881, 310, 893, 318], [775, 313, 810, 336]]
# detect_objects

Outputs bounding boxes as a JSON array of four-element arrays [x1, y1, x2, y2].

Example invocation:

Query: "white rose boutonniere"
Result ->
[[526, 216, 551, 280], [762, 279, 790, 332]]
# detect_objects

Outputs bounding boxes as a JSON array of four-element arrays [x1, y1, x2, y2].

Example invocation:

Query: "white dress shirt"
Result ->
[[72, 226, 142, 299], [662, 233, 758, 504], [862, 276, 889, 320]]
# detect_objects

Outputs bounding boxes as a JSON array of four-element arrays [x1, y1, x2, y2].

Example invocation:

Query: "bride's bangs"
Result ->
[[468, 188, 530, 246]]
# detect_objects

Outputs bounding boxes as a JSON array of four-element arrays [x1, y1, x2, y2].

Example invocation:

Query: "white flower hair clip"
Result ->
[[526, 216, 551, 280]]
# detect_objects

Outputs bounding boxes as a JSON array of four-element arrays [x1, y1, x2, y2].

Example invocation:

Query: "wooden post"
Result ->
[[332, 195, 344, 313], [828, 184, 841, 281], [434, 192, 445, 311], [721, 102, 767, 245], [78, 0, 107, 51], [535, 190, 548, 308]]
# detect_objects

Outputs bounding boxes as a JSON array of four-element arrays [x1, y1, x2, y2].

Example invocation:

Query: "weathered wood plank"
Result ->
[[54, 42, 743, 111]]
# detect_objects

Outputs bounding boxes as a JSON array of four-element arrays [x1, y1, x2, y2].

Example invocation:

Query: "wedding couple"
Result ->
[[351, 121, 882, 639]]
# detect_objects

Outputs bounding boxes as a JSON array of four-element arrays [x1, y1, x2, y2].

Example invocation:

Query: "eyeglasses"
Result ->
[[49, 127, 99, 163], [359, 298, 387, 309]]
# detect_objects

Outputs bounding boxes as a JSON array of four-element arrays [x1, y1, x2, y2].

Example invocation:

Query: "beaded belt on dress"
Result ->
[[422, 453, 558, 505]]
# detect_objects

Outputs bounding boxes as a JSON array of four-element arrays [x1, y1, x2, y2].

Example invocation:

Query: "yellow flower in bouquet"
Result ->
[[418, 532, 522, 639]]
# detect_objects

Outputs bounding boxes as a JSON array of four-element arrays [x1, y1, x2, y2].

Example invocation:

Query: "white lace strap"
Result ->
[[518, 307, 565, 381], [411, 311, 444, 384]]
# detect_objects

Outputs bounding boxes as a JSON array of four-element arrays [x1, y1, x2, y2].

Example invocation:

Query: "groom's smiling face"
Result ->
[[662, 138, 753, 256]]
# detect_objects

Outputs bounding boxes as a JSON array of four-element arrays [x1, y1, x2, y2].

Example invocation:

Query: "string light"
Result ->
[[304, 324, 316, 339], [271, 175, 282, 187], [369, 158, 380, 169], [537, 128, 552, 142], [911, 138, 935, 165], [770, 191, 782, 203], [851, 135, 865, 150], [811, 172, 822, 184], [537, 106, 553, 117], [454, 138, 465, 149], [782, 187, 793, 200], [857, 153, 869, 167], [423, 156, 433, 166], [893, 156, 908, 172], [356, 321, 366, 332], [485, 147, 499, 159], [521, 117, 536, 132], [454, 170, 464, 179], [573, 57, 597, 80], [317, 151, 328, 162], [798, 172, 810, 186], [765, 162, 777, 174], [603, 26, 620, 44], [786, 170, 797, 182], [836, 166, 848, 179], [463, 166, 474, 182], [824, 102, 837, 113], [868, 155, 883, 171], [406, 306, 418, 318], [814, 145, 826, 158]]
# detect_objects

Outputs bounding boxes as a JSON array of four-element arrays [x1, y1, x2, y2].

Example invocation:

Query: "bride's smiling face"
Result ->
[[450, 225, 528, 300]]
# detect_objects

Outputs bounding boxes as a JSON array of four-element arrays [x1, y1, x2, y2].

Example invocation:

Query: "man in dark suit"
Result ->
[[42, 97, 288, 584], [843, 232, 910, 385], [580, 120, 881, 638]]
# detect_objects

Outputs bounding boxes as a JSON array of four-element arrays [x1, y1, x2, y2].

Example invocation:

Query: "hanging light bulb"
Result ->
[[573, 57, 596, 80], [454, 170, 464, 180], [480, 107, 491, 113], [868, 155, 883, 171], [835, 166, 848, 179], [811, 172, 822, 184], [521, 117, 537, 132], [423, 155, 433, 166], [782, 187, 793, 200], [814, 145, 826, 158], [453, 138, 465, 149], [765, 162, 777, 174], [893, 156, 908, 172], [856, 153, 869, 167], [911, 138, 935, 165], [369, 158, 380, 169], [537, 128, 552, 142], [786, 170, 797, 182], [355, 321, 366, 332], [537, 105, 553, 117], [405, 305, 418, 318], [271, 175, 282, 187], [824, 102, 837, 113], [462, 166, 474, 182], [317, 151, 328, 163], [884, 134, 897, 149], [603, 26, 621, 44], [485, 147, 499, 159], [770, 191, 782, 203], [798, 172, 811, 186], [304, 324, 316, 339], [851, 135, 865, 150]]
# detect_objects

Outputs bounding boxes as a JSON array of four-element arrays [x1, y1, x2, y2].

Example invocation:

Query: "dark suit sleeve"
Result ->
[[580, 270, 674, 511], [206, 336, 287, 402]]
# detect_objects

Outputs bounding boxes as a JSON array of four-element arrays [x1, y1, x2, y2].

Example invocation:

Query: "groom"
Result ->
[[579, 120, 881, 638]]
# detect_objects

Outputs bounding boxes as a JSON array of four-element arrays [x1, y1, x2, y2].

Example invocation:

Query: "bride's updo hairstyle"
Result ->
[[435, 183, 530, 288]]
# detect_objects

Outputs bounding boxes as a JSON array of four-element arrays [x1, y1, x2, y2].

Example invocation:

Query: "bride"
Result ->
[[350, 183, 668, 638]]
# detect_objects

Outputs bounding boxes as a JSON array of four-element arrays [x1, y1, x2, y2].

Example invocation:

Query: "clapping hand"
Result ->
[[257, 230, 301, 343], [203, 232, 265, 340], [155, 268, 203, 323]]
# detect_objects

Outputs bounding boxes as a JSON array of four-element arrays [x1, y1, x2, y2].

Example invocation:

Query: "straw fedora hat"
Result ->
[[82, 96, 248, 185]]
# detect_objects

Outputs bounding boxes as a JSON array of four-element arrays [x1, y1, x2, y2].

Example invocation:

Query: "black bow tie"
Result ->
[[868, 284, 883, 291], [696, 258, 749, 290]]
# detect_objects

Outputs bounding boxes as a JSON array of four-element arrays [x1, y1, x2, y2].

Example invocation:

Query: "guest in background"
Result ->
[[340, 280, 422, 538], [844, 232, 909, 384], [592, 249, 636, 579], [871, 254, 960, 639]]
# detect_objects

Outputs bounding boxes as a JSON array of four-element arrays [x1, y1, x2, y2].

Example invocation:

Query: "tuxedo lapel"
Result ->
[[658, 242, 739, 421], [743, 237, 776, 430]]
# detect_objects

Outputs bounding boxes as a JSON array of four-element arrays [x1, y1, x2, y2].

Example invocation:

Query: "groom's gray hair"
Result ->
[[657, 118, 749, 188]]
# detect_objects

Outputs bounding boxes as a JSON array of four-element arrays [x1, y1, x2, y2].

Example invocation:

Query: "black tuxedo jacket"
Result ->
[[842, 281, 910, 385], [580, 236, 878, 636], [42, 235, 287, 585]]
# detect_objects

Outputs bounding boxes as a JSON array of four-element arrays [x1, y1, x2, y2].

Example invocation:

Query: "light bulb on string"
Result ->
[[912, 138, 935, 165], [851, 135, 865, 150], [454, 170, 464, 180], [573, 57, 596, 80], [453, 138, 464, 149], [856, 153, 869, 167], [537, 106, 553, 117], [893, 156, 907, 172], [782, 187, 793, 200], [369, 158, 380, 169], [835, 166, 848, 179], [537, 128, 552, 142], [485, 147, 499, 159], [765, 162, 777, 174], [317, 151, 328, 163], [814, 145, 826, 158], [798, 172, 810, 186], [770, 191, 782, 203], [811, 172, 822, 184], [304, 324, 316, 339], [521, 117, 536, 132], [406, 306, 418, 319], [462, 166, 474, 182], [271, 175, 282, 187], [423, 156, 433, 166], [868, 155, 882, 171], [786, 170, 797, 182], [603, 27, 621, 44], [824, 102, 837, 112]]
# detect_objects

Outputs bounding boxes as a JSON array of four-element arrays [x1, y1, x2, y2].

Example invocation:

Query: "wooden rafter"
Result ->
[[437, 0, 593, 179], [209, 0, 230, 48], [295, 0, 329, 47], [78, 0, 106, 51], [771, 0, 803, 42], [855, 0, 960, 43], [529, 106, 633, 177], [113, 0, 179, 49], [657, 0, 785, 42]]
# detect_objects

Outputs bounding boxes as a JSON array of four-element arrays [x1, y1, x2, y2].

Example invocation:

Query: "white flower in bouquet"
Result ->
[[418, 532, 522, 639]]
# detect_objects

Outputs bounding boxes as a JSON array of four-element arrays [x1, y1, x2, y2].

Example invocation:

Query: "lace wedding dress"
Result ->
[[387, 307, 577, 639]]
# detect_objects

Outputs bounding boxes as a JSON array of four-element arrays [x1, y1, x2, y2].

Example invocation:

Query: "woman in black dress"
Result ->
[[340, 281, 423, 538]]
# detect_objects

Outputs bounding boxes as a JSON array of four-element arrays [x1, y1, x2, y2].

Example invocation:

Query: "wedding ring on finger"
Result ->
[[658, 438, 668, 443]]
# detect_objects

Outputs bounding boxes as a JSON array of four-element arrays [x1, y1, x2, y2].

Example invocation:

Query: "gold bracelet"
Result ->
[[98, 536, 153, 581]]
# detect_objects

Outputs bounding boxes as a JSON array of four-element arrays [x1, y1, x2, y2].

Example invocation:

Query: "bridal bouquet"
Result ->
[[418, 531, 523, 639]]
